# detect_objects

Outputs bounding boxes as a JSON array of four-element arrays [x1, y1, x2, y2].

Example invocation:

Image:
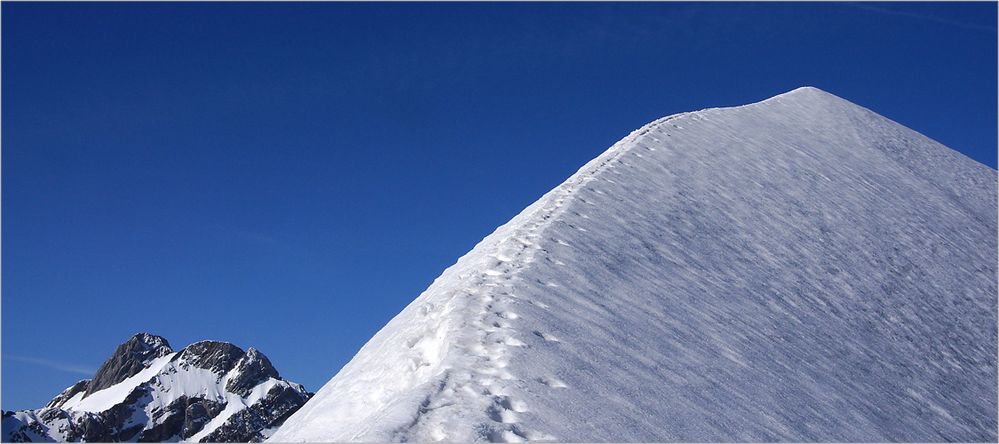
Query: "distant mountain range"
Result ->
[[2, 333, 310, 442]]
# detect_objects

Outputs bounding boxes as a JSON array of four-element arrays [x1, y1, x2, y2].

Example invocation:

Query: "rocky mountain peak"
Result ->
[[173, 340, 244, 374], [226, 347, 280, 397], [85, 333, 173, 395], [4, 334, 311, 443]]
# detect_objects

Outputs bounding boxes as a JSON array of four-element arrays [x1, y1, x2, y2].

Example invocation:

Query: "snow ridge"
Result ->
[[272, 87, 997, 442], [272, 112, 689, 443], [395, 111, 695, 443]]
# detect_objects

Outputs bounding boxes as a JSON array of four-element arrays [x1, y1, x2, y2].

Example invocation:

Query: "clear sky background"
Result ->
[[2, 2, 996, 410]]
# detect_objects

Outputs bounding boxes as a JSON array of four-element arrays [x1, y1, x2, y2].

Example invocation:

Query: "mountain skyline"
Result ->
[[6, 86, 995, 442], [3, 2, 997, 414]]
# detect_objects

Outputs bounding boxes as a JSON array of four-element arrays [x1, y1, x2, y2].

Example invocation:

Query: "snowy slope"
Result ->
[[3, 334, 311, 442], [271, 87, 998, 442]]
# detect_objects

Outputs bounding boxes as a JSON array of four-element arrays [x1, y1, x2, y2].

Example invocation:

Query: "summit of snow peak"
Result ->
[[766, 86, 843, 104], [780, 85, 826, 95], [270, 89, 996, 443]]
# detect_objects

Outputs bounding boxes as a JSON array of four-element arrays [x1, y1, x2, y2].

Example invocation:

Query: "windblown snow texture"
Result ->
[[2, 334, 311, 442], [276, 86, 996, 442]]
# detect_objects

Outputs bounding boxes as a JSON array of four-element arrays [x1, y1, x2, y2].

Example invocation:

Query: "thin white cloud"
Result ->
[[854, 4, 997, 33], [5, 354, 94, 376]]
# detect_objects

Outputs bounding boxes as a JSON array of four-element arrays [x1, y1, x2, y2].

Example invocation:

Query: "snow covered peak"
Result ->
[[3, 335, 311, 443], [779, 85, 826, 96], [769, 86, 849, 103], [271, 89, 997, 442], [718, 86, 854, 118]]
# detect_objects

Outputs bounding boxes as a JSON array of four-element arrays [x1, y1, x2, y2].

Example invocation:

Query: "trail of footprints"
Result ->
[[406, 114, 680, 442], [465, 216, 561, 442]]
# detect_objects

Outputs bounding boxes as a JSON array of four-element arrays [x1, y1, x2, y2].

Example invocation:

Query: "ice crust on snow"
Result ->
[[270, 87, 997, 442]]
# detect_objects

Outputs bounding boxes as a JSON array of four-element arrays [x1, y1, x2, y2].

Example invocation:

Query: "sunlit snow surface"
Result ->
[[271, 87, 997, 442]]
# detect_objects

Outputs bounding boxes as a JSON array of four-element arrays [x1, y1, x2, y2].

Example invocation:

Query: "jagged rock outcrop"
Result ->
[[86, 333, 173, 395], [2, 334, 311, 442], [44, 380, 89, 410], [226, 348, 280, 397], [174, 341, 243, 375]]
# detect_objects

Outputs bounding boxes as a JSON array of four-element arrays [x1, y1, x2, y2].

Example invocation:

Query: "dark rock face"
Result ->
[[86, 333, 173, 395], [200, 384, 312, 443], [174, 341, 244, 374], [2, 333, 311, 443], [182, 398, 227, 439], [140, 396, 226, 442], [2, 407, 127, 443], [226, 348, 280, 397], [84, 383, 155, 442]]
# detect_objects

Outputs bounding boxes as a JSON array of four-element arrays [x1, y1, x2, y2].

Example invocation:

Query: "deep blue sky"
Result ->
[[2, 2, 996, 410]]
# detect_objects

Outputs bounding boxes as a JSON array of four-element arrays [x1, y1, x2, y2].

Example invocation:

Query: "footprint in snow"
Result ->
[[489, 428, 528, 443], [502, 337, 525, 347], [487, 404, 518, 424], [538, 376, 568, 388], [528, 300, 550, 309], [493, 253, 514, 263], [496, 396, 528, 413], [532, 331, 559, 342]]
